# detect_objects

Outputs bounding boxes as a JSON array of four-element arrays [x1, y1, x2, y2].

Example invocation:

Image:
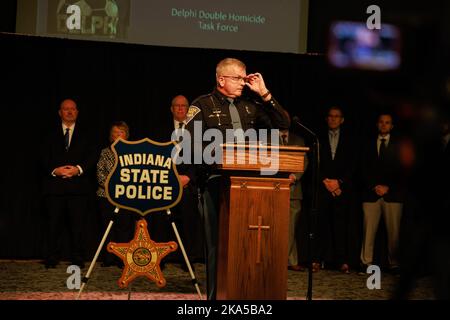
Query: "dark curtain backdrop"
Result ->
[[0, 28, 444, 259]]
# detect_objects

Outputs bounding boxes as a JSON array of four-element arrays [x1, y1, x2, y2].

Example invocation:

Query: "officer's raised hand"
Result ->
[[245, 72, 272, 101]]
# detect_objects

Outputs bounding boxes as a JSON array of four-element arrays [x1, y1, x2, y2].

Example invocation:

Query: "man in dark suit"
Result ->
[[149, 95, 203, 270], [41, 99, 97, 268], [360, 112, 405, 272], [313, 106, 357, 273], [280, 123, 308, 272]]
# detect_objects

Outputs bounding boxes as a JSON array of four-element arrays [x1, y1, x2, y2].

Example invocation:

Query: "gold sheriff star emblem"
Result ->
[[107, 218, 177, 288]]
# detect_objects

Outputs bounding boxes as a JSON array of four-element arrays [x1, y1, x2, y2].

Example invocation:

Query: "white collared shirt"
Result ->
[[279, 130, 289, 145], [62, 122, 76, 148], [173, 120, 185, 130], [173, 120, 187, 142], [328, 128, 340, 160], [52, 122, 83, 176], [377, 133, 390, 155]]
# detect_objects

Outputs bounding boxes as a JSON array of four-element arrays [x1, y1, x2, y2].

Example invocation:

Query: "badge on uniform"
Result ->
[[185, 105, 201, 124]]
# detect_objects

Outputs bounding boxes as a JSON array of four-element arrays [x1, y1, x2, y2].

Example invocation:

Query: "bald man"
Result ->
[[148, 95, 203, 270], [41, 99, 97, 269]]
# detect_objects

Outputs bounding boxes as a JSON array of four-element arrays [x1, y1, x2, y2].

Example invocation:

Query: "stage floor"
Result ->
[[0, 260, 434, 300]]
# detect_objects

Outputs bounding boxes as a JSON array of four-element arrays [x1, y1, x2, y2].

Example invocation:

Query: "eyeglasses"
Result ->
[[221, 75, 247, 82], [172, 104, 188, 109]]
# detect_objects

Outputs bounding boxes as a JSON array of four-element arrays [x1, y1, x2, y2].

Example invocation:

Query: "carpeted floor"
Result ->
[[0, 260, 434, 300]]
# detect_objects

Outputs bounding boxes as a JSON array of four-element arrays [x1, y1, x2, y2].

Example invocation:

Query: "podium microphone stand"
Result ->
[[292, 116, 320, 301]]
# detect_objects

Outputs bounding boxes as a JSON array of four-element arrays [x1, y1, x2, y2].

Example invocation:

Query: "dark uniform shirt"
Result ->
[[189, 88, 289, 134], [187, 87, 290, 299], [187, 88, 290, 184]]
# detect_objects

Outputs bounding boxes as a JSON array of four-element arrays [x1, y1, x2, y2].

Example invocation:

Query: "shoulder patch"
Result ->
[[185, 105, 201, 124]]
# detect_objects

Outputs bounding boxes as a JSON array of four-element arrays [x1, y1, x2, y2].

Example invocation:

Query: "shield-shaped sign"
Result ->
[[105, 138, 182, 216]]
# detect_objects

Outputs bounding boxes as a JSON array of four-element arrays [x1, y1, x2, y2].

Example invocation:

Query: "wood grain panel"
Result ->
[[216, 177, 290, 300], [219, 144, 308, 173]]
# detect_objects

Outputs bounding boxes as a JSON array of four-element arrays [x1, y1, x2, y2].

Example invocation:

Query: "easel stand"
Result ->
[[76, 207, 203, 300], [165, 209, 203, 299], [76, 207, 120, 300]]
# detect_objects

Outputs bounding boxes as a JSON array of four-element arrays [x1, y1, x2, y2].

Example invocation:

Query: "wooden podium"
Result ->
[[216, 143, 308, 300]]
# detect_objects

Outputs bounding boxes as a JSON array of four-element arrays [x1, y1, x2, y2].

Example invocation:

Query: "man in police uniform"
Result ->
[[189, 58, 290, 299]]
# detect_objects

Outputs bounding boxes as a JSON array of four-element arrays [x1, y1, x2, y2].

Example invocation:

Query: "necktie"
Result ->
[[379, 138, 386, 160], [176, 122, 186, 143], [64, 128, 70, 151], [329, 131, 338, 160], [227, 98, 242, 130]]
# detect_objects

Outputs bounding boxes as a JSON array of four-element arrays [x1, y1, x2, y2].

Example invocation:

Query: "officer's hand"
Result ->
[[245, 73, 269, 98]]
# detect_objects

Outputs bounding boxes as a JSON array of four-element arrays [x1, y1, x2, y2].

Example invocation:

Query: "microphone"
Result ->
[[291, 115, 319, 163], [292, 116, 317, 139]]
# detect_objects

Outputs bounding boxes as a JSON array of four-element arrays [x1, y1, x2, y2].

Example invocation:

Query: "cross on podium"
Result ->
[[248, 215, 270, 264]]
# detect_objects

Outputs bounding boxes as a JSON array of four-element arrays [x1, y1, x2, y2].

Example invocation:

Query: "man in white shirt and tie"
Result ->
[[171, 95, 188, 132], [170, 95, 193, 188], [149, 95, 204, 271], [170, 95, 203, 268], [279, 116, 308, 273], [314, 106, 358, 274], [41, 99, 97, 269], [360, 113, 405, 274]]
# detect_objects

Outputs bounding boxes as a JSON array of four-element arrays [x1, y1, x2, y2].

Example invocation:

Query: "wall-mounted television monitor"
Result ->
[[328, 21, 401, 71]]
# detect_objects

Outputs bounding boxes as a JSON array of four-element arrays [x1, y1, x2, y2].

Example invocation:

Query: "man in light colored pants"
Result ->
[[359, 113, 405, 272], [361, 199, 403, 267]]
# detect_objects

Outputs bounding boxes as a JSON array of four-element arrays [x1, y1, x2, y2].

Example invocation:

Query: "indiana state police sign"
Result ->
[[105, 138, 182, 216]]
